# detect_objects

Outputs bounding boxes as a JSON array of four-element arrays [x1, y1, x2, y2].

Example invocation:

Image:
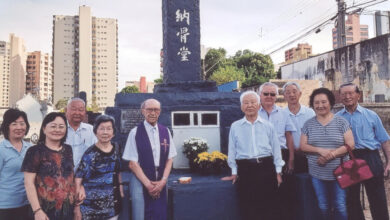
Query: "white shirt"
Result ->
[[228, 116, 285, 175], [122, 121, 177, 166], [65, 122, 97, 170], [283, 105, 315, 149]]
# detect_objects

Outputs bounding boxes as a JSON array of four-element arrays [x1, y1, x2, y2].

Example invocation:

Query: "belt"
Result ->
[[236, 156, 273, 165]]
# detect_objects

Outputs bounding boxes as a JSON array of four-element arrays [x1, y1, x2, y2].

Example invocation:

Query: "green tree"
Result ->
[[233, 50, 275, 87], [154, 74, 163, 84], [55, 98, 68, 111], [209, 65, 245, 85], [204, 48, 227, 79], [120, 85, 139, 93]]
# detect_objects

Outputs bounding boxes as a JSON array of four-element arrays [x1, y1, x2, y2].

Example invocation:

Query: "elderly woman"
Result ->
[[0, 109, 32, 219], [75, 115, 123, 220], [300, 88, 355, 220], [22, 112, 75, 220]]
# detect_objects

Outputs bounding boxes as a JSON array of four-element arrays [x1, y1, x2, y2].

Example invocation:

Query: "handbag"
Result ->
[[333, 144, 373, 189]]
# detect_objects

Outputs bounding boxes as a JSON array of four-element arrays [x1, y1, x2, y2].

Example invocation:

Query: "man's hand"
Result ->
[[384, 162, 390, 179], [119, 184, 125, 198], [150, 179, 167, 196], [286, 159, 294, 174], [145, 181, 158, 198], [276, 173, 282, 187], [221, 175, 237, 184]]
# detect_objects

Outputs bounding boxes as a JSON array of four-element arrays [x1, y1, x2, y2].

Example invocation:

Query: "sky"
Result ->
[[0, 0, 388, 90]]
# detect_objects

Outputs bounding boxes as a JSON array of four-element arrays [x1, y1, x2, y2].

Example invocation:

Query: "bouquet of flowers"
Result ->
[[183, 137, 209, 160], [194, 151, 228, 175]]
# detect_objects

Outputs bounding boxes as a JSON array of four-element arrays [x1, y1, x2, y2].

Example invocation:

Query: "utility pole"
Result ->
[[336, 0, 346, 48]]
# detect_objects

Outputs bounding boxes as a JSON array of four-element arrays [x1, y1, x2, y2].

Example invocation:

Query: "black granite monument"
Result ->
[[106, 0, 242, 160]]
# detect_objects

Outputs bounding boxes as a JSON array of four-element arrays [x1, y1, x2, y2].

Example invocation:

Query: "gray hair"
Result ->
[[93, 114, 116, 134], [282, 82, 301, 93], [258, 82, 279, 95], [140, 98, 161, 109], [67, 97, 86, 108], [240, 91, 260, 105]]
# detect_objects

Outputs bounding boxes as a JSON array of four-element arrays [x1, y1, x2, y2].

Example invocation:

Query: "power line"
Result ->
[[265, 0, 388, 55]]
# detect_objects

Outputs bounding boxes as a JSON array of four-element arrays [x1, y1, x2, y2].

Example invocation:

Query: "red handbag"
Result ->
[[333, 145, 373, 189]]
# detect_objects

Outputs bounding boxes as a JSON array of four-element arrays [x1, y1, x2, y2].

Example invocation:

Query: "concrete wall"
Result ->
[[282, 34, 390, 102]]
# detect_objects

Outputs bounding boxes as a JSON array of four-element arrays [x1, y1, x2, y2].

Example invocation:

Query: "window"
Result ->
[[172, 111, 219, 128]]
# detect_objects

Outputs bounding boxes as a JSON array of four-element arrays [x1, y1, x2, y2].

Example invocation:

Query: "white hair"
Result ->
[[240, 91, 260, 105], [67, 97, 86, 108], [282, 81, 301, 93], [141, 98, 161, 109], [258, 82, 279, 95]]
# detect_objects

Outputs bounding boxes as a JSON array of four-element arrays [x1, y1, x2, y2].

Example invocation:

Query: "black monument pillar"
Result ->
[[155, 0, 217, 93]]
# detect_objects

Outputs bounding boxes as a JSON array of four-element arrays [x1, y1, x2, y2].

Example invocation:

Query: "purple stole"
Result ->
[[135, 122, 170, 220]]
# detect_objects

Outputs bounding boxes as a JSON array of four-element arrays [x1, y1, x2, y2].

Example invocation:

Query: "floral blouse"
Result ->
[[21, 143, 75, 219], [75, 144, 121, 220]]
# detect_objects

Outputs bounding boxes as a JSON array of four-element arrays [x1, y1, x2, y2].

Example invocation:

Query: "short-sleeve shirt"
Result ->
[[283, 105, 315, 149], [302, 115, 350, 180], [122, 121, 177, 165], [0, 140, 32, 208], [66, 122, 97, 171], [336, 105, 390, 150], [75, 144, 121, 220], [21, 143, 75, 219], [259, 105, 296, 149]]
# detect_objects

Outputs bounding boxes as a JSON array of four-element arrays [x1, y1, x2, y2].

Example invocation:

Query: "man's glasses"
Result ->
[[263, 92, 276, 97], [145, 108, 161, 113]]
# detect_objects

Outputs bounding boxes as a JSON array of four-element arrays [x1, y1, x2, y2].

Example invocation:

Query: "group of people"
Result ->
[[224, 82, 390, 220], [0, 97, 175, 220], [0, 82, 389, 220]]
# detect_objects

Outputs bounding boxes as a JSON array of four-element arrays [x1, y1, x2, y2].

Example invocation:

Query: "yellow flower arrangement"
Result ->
[[193, 151, 228, 175]]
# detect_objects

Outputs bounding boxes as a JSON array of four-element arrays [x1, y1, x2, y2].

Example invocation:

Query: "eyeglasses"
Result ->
[[145, 108, 161, 113], [263, 92, 276, 97]]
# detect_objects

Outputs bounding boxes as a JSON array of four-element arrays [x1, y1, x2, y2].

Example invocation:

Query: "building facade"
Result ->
[[0, 34, 27, 107], [284, 43, 312, 63], [282, 34, 390, 103], [26, 51, 53, 102], [374, 11, 390, 37], [53, 5, 118, 109], [125, 76, 155, 93], [332, 14, 369, 49]]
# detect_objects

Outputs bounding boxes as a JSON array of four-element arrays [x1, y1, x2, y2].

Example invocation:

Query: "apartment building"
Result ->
[[0, 34, 27, 107], [53, 5, 118, 109], [284, 43, 312, 63], [26, 51, 53, 102], [332, 14, 369, 49]]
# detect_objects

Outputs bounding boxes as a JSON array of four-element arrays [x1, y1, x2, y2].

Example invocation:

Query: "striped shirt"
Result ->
[[302, 115, 350, 180]]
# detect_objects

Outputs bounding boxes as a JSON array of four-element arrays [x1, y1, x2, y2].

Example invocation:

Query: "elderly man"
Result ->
[[65, 98, 97, 170], [123, 99, 177, 220], [282, 82, 315, 173], [65, 97, 97, 220], [336, 83, 390, 220], [258, 82, 296, 220], [223, 91, 284, 220]]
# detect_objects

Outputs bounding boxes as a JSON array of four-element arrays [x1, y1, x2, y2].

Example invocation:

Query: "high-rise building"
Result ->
[[284, 43, 312, 63], [125, 77, 155, 93], [374, 11, 390, 37], [332, 14, 369, 49], [26, 51, 53, 102], [0, 33, 27, 107], [52, 5, 118, 109]]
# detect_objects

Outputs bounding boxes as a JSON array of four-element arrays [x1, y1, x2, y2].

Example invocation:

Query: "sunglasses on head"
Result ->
[[263, 92, 276, 97]]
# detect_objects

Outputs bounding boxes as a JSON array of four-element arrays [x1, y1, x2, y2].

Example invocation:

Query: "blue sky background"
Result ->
[[0, 0, 388, 89]]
